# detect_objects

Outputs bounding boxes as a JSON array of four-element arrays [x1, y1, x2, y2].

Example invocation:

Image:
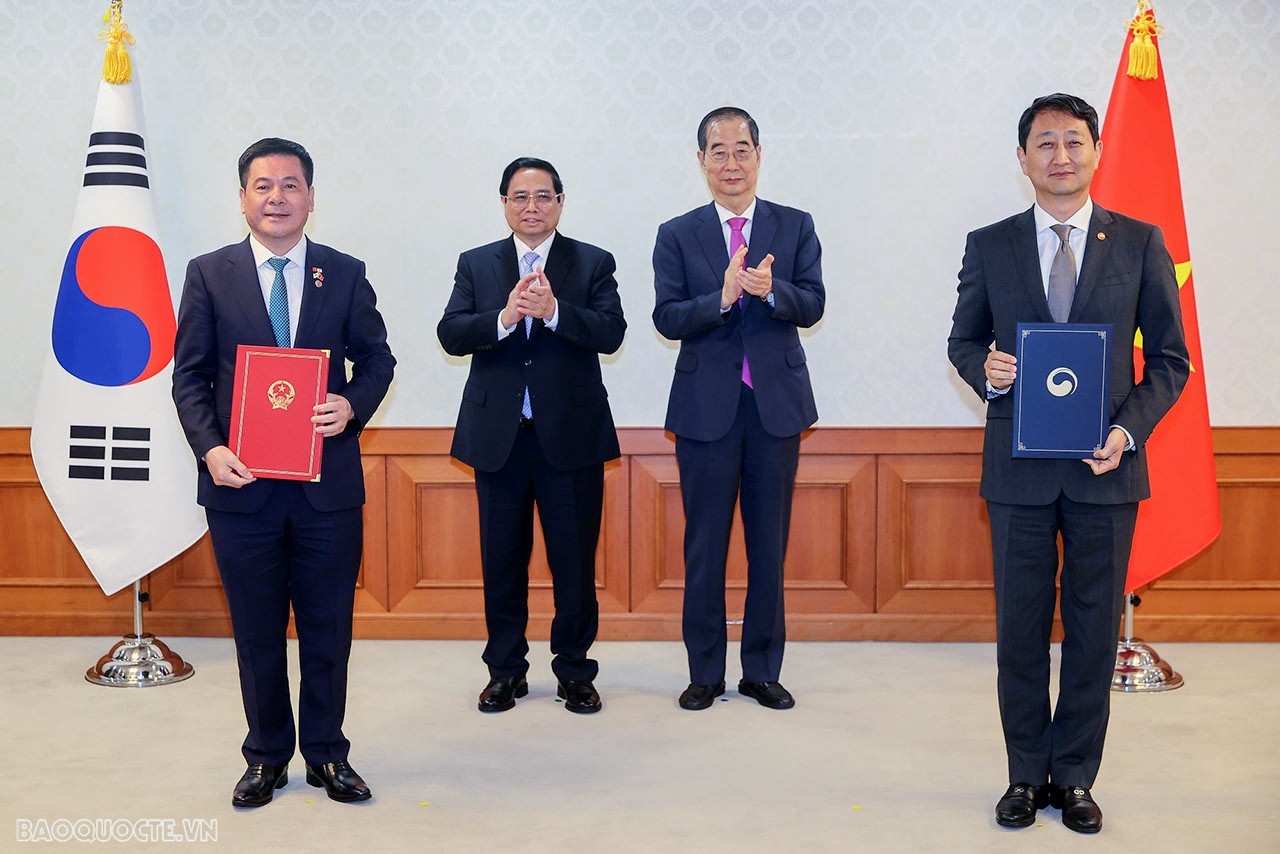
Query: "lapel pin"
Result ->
[[1096, 232, 1106, 240], [311, 266, 324, 287]]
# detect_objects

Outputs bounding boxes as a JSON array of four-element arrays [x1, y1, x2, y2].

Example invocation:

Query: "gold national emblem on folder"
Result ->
[[267, 380, 296, 410]]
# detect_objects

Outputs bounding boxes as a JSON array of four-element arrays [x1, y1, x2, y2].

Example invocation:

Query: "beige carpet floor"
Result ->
[[4, 637, 1277, 853]]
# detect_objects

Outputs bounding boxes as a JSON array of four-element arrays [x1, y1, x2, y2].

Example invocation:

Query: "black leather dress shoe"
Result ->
[[478, 675, 529, 712], [1051, 784, 1103, 833], [305, 760, 371, 803], [231, 763, 288, 808], [678, 681, 726, 710], [737, 680, 795, 709], [995, 783, 1050, 827], [556, 679, 602, 714]]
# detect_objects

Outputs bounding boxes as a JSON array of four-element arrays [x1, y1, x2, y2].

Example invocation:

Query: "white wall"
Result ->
[[4, 0, 1275, 427]]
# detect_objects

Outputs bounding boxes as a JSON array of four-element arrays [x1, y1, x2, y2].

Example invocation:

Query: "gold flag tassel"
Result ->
[[98, 1, 135, 84], [1125, 0, 1164, 81]]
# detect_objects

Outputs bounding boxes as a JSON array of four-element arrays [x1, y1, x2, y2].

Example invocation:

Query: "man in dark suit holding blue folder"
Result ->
[[948, 94, 1189, 834]]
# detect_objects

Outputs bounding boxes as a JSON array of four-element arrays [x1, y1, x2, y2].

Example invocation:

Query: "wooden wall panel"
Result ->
[[1151, 454, 1280, 588], [4, 426, 1279, 641], [876, 454, 996, 617], [1126, 452, 1280, 637], [145, 537, 228, 634], [382, 453, 629, 637], [628, 454, 684, 616], [630, 453, 877, 621], [0, 450, 134, 632], [356, 455, 389, 613], [385, 455, 484, 632]]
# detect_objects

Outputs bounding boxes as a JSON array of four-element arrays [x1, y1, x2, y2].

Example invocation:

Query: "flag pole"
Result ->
[[1094, 1, 1211, 693], [52, 0, 198, 681], [86, 580, 194, 686], [1112, 592, 1182, 692]]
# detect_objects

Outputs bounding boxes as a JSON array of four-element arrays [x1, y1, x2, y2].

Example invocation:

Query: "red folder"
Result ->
[[228, 345, 329, 482]]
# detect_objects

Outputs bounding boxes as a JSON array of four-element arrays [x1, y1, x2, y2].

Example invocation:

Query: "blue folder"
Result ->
[[1012, 323, 1113, 459]]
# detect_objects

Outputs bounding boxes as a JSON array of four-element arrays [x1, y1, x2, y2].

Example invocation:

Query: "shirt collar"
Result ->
[[1033, 198, 1093, 235], [513, 230, 555, 261], [249, 234, 308, 269], [714, 198, 757, 225]]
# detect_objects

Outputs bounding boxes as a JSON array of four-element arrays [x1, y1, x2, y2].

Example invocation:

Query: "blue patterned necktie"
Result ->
[[519, 251, 539, 337], [267, 256, 291, 348], [519, 251, 539, 419]]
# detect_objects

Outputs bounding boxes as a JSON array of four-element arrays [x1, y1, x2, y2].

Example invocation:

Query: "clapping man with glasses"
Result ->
[[653, 107, 825, 711], [439, 157, 626, 715]]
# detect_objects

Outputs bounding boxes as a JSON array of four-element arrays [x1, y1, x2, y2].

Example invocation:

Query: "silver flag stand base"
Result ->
[[85, 581, 194, 687], [1112, 592, 1183, 693]]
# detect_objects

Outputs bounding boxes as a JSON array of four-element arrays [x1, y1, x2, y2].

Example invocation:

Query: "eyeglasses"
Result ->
[[705, 146, 757, 164], [503, 192, 562, 208]]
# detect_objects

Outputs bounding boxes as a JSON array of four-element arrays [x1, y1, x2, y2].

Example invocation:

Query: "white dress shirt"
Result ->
[[497, 231, 560, 339], [713, 199, 775, 311], [1032, 198, 1092, 295], [248, 234, 306, 346]]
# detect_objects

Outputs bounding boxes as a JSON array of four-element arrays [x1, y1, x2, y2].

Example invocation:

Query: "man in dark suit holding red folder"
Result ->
[[948, 94, 1188, 833], [438, 157, 625, 716], [173, 138, 395, 808]]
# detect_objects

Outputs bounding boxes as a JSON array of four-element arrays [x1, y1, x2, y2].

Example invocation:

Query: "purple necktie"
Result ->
[[728, 216, 752, 388]]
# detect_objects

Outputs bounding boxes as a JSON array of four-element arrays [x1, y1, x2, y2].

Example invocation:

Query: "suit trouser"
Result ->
[[987, 495, 1137, 788], [474, 423, 602, 683], [676, 385, 800, 685], [206, 483, 363, 767]]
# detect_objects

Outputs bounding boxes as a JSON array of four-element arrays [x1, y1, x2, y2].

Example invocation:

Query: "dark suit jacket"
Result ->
[[948, 205, 1189, 505], [653, 199, 824, 440], [437, 233, 625, 473], [172, 237, 395, 513]]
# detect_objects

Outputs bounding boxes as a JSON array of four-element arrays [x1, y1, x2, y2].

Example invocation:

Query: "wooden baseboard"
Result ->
[[4, 426, 1279, 642]]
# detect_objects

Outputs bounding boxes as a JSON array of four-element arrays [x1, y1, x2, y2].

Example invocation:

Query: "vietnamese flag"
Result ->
[[1091, 1, 1220, 593]]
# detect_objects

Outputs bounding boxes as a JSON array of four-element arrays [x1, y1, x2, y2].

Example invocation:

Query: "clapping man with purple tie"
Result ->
[[653, 107, 825, 711]]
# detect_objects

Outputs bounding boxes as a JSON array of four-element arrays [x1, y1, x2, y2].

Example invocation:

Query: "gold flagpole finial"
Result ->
[[98, 1, 135, 84], [1125, 0, 1164, 81]]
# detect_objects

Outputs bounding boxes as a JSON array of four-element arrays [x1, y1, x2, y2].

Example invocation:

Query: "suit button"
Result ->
[[524, 360, 531, 366], [734, 362, 742, 369]]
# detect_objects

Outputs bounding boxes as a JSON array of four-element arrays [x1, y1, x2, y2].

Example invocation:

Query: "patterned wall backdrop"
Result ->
[[3, 1, 1275, 426]]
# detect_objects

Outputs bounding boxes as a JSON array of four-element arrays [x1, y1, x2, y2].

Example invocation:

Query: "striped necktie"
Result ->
[[520, 251, 539, 338], [519, 251, 539, 419]]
